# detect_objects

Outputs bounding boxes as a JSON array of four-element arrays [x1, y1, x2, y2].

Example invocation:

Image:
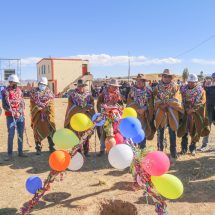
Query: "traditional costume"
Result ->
[[97, 79, 124, 155], [178, 74, 210, 155], [64, 79, 95, 156], [1, 74, 27, 160], [153, 69, 183, 158], [30, 77, 56, 154], [127, 74, 155, 149]]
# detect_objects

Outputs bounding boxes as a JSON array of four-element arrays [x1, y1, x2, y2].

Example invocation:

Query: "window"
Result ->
[[41, 65, 46, 74]]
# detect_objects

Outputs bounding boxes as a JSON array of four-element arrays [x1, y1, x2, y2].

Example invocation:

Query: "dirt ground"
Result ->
[[0, 99, 214, 215]]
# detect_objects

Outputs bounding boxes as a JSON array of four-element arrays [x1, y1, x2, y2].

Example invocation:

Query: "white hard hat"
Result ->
[[187, 74, 198, 82], [8, 74, 20, 83], [39, 77, 48, 85]]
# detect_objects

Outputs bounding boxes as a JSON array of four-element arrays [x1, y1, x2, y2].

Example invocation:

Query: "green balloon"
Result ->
[[53, 128, 80, 150], [151, 174, 184, 200]]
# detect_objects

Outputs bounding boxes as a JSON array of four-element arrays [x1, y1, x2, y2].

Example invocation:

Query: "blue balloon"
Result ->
[[132, 129, 145, 144], [92, 113, 105, 126], [119, 117, 142, 138], [26, 176, 42, 194]]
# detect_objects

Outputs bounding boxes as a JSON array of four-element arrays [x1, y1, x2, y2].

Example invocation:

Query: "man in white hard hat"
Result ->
[[178, 74, 210, 156], [2, 74, 27, 160], [30, 77, 56, 155]]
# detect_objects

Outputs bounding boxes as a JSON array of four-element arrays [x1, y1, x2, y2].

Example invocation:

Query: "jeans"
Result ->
[[157, 126, 176, 155], [202, 105, 215, 147], [6, 116, 24, 155], [97, 126, 105, 151]]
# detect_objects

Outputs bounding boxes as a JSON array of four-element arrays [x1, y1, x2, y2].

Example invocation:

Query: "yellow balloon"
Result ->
[[70, 113, 94, 132], [151, 174, 184, 200], [122, 107, 137, 118]]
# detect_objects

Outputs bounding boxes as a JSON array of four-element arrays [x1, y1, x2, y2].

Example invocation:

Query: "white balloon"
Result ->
[[68, 152, 84, 171], [108, 144, 134, 170]]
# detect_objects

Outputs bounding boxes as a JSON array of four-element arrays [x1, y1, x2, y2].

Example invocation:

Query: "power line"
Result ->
[[174, 33, 215, 58]]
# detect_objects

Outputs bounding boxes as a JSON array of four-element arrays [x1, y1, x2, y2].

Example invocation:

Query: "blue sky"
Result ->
[[0, 0, 215, 80]]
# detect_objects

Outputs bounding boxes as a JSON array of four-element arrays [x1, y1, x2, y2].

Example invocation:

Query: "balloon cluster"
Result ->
[[22, 113, 96, 214], [142, 151, 183, 200], [22, 107, 184, 215], [105, 107, 184, 214]]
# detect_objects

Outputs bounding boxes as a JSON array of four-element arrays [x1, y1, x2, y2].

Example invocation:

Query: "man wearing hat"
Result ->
[[2, 74, 27, 160], [200, 72, 215, 151], [178, 74, 210, 156], [153, 69, 183, 159], [97, 79, 124, 156], [127, 74, 155, 149], [64, 79, 95, 157], [30, 77, 56, 155]]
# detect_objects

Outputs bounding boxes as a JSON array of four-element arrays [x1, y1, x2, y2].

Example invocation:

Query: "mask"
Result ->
[[12, 84, 17, 89], [39, 84, 46, 91]]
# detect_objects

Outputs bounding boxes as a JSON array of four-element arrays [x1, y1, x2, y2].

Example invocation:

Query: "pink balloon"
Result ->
[[114, 132, 124, 144], [141, 151, 170, 176]]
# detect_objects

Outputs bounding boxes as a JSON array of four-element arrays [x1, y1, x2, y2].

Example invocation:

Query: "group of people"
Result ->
[[0, 69, 214, 162]]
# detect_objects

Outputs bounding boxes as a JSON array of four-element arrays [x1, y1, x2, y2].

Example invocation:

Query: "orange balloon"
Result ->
[[105, 137, 116, 153], [49, 150, 71, 172]]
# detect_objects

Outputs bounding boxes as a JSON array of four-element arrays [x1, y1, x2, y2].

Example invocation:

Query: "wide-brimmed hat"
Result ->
[[74, 79, 88, 87], [159, 69, 176, 77], [107, 79, 121, 87], [133, 73, 148, 81], [187, 74, 198, 82]]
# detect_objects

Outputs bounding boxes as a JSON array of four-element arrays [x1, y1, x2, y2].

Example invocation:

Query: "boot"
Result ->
[[189, 142, 196, 156], [35, 142, 42, 155], [18, 152, 28, 157], [83, 139, 90, 157], [180, 134, 188, 155], [4, 154, 13, 161], [48, 136, 56, 153], [97, 150, 105, 157]]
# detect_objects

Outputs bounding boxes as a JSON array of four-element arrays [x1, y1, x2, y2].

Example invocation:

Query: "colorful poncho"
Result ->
[[127, 86, 155, 140], [30, 87, 56, 142], [156, 81, 177, 104], [180, 83, 203, 107], [64, 89, 95, 129], [153, 81, 183, 131], [178, 83, 210, 142], [128, 86, 153, 107], [97, 87, 123, 113], [30, 87, 54, 108], [2, 86, 25, 117], [97, 87, 123, 138], [103, 88, 122, 105]]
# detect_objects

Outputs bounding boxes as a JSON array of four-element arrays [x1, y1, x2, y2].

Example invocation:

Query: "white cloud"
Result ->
[[19, 54, 181, 67], [192, 58, 215, 65], [71, 54, 182, 66], [21, 57, 42, 66]]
